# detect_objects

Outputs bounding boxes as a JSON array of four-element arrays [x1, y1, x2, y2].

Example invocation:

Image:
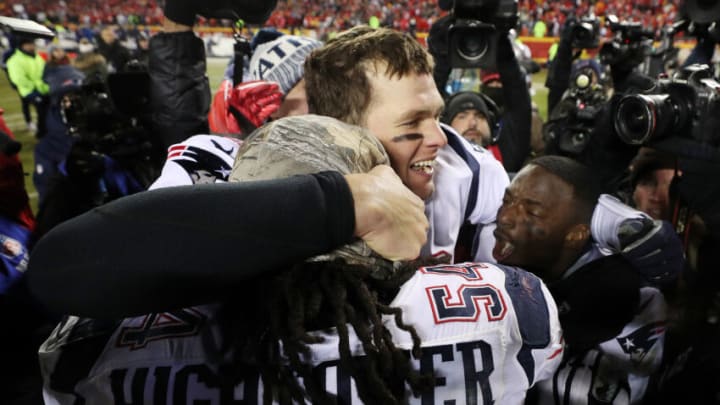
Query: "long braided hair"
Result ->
[[215, 257, 445, 404]]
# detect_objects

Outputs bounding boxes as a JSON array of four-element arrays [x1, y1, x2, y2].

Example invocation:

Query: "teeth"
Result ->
[[411, 160, 435, 174], [500, 242, 514, 257], [494, 239, 515, 262]]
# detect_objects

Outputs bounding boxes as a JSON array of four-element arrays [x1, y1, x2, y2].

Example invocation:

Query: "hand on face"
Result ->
[[347, 165, 428, 261]]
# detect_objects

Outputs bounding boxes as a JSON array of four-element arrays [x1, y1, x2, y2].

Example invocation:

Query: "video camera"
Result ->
[[614, 64, 720, 148], [447, 0, 518, 69], [61, 69, 153, 162], [544, 62, 608, 156], [599, 15, 655, 71], [569, 15, 601, 49]]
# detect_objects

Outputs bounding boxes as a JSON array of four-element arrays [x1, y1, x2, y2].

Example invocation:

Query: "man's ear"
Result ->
[[565, 223, 590, 249]]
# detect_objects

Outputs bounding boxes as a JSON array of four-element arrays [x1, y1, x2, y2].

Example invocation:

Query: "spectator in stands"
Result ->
[[96, 25, 131, 73], [72, 37, 107, 81]]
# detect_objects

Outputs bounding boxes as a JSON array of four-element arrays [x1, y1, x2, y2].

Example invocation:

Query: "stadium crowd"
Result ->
[[0, 0, 719, 404], [2, 0, 681, 38]]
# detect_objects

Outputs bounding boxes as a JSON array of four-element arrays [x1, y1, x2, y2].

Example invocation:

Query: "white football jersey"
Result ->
[[39, 262, 563, 404], [423, 125, 510, 262], [149, 134, 242, 189]]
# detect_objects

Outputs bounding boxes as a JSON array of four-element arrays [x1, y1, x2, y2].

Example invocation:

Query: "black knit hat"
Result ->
[[629, 147, 677, 188], [441, 91, 492, 124]]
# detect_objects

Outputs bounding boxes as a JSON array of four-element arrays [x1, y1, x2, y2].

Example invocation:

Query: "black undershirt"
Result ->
[[26, 171, 355, 319]]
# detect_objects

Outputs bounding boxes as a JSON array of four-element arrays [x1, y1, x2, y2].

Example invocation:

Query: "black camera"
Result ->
[[544, 62, 608, 156], [61, 71, 152, 160], [599, 15, 654, 71], [448, 0, 518, 69], [570, 16, 600, 49], [614, 64, 720, 147]]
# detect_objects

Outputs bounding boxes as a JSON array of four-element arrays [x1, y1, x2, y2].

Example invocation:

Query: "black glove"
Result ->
[[65, 142, 105, 179], [619, 217, 685, 284], [22, 90, 44, 104]]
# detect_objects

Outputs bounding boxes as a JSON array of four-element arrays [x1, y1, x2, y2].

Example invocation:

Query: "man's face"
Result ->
[[450, 109, 492, 146], [493, 165, 579, 278], [271, 78, 309, 119], [51, 47, 66, 61], [20, 41, 35, 53], [632, 168, 674, 220], [362, 70, 447, 200], [101, 28, 116, 44]]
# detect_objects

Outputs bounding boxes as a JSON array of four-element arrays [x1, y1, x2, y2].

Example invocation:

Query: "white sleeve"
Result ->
[[467, 149, 508, 226], [591, 194, 651, 252], [422, 126, 509, 260], [148, 134, 241, 190]]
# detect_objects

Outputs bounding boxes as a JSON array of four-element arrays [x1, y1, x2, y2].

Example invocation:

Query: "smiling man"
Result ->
[[305, 27, 448, 200], [305, 27, 509, 261]]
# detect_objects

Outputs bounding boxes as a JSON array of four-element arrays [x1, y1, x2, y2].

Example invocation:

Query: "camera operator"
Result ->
[[31, 38, 167, 241], [544, 15, 656, 192], [33, 46, 83, 207], [428, 5, 531, 173]]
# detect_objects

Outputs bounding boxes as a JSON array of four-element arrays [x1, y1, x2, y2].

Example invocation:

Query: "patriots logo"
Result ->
[[1, 236, 22, 257], [166, 142, 234, 183], [616, 321, 665, 364]]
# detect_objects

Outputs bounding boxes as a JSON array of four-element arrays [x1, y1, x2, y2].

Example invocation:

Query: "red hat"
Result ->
[[481, 70, 501, 85]]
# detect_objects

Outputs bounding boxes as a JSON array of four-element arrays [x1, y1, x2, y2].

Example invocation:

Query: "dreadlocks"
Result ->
[[215, 257, 446, 404]]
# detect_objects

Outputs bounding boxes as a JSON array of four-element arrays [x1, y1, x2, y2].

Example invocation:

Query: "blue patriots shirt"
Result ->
[[0, 215, 30, 294]]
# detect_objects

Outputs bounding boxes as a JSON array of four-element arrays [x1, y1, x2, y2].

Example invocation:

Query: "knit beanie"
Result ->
[[441, 91, 492, 124], [249, 35, 322, 95]]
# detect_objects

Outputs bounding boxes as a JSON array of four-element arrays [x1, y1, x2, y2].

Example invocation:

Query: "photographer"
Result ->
[[428, 4, 532, 173], [33, 46, 83, 206], [544, 15, 655, 192]]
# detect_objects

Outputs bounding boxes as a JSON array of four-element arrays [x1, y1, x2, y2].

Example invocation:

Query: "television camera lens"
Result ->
[[615, 94, 675, 145], [456, 32, 489, 62]]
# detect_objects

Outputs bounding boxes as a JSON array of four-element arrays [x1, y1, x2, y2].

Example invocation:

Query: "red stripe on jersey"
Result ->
[[547, 337, 564, 360]]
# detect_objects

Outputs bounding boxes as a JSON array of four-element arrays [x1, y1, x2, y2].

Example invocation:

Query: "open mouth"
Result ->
[[410, 159, 435, 175], [492, 230, 515, 262]]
